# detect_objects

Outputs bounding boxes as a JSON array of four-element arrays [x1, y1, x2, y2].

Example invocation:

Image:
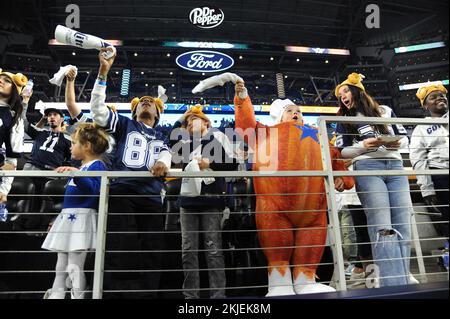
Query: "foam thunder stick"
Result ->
[[55, 25, 116, 59], [192, 72, 244, 94]]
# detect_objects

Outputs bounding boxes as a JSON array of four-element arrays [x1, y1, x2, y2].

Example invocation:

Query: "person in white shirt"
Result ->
[[410, 83, 449, 239]]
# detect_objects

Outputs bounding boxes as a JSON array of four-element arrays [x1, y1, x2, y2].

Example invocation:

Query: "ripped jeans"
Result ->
[[180, 207, 226, 299], [354, 159, 413, 287]]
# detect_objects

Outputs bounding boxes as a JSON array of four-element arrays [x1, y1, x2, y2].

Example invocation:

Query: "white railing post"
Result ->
[[92, 174, 110, 299], [411, 213, 428, 283], [318, 119, 347, 291]]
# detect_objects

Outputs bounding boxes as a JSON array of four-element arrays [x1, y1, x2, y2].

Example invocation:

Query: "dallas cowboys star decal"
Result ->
[[68, 214, 77, 222], [294, 124, 319, 143]]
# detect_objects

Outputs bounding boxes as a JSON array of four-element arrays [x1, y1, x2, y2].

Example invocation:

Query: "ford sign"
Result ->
[[189, 6, 224, 29], [176, 51, 234, 73]]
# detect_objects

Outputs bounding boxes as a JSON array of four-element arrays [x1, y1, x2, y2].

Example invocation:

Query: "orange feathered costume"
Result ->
[[234, 95, 354, 295]]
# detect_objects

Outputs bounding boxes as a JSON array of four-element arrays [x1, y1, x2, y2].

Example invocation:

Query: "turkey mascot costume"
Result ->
[[192, 73, 354, 296]]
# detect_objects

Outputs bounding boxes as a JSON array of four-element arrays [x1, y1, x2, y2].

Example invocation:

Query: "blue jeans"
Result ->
[[354, 159, 412, 287], [180, 207, 226, 299]]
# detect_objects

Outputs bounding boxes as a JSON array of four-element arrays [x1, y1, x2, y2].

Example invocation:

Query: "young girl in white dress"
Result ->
[[42, 123, 109, 299]]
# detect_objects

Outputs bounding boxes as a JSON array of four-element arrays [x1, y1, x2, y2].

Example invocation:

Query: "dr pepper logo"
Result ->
[[189, 6, 225, 29]]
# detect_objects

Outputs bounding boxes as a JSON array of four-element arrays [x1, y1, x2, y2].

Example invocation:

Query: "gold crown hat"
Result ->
[[335, 73, 366, 98], [416, 82, 448, 106], [183, 104, 211, 127], [130, 85, 167, 119], [0, 68, 28, 94]]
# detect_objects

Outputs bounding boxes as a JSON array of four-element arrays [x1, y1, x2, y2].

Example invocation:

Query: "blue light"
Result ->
[[120, 69, 131, 96], [395, 42, 446, 54]]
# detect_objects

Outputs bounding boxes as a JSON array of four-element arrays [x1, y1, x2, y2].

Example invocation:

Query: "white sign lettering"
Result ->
[[189, 6, 225, 29], [187, 53, 223, 70]]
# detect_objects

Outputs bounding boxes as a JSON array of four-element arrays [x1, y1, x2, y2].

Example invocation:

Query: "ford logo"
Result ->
[[189, 6, 224, 29], [176, 50, 234, 73]]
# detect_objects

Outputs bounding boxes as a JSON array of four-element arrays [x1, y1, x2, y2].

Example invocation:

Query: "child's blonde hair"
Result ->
[[73, 123, 110, 156]]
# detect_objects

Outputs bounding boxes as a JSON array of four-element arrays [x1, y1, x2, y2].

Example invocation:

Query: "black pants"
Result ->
[[103, 186, 165, 298], [348, 205, 372, 268], [430, 174, 449, 238]]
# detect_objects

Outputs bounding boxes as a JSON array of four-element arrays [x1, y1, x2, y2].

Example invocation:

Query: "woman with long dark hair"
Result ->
[[334, 73, 415, 287], [0, 69, 27, 203]]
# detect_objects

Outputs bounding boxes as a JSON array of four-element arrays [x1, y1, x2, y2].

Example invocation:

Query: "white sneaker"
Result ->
[[348, 268, 380, 289], [70, 286, 89, 299], [294, 272, 336, 294], [296, 283, 336, 294], [43, 288, 66, 299], [265, 268, 296, 297], [348, 269, 366, 288], [344, 263, 355, 278]]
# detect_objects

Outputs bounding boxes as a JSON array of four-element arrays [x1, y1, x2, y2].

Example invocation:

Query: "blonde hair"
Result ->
[[73, 123, 110, 155]]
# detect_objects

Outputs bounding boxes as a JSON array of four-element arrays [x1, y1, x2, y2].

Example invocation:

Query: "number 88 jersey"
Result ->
[[104, 110, 171, 196]]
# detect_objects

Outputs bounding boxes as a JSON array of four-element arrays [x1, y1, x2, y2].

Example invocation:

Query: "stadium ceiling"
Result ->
[[1, 0, 448, 104], [3, 0, 448, 48]]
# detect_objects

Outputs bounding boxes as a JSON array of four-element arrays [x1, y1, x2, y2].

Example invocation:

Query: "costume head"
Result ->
[[270, 99, 297, 124]]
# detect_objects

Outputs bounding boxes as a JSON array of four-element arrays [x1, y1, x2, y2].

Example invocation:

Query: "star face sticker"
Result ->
[[68, 214, 77, 222], [294, 124, 319, 143]]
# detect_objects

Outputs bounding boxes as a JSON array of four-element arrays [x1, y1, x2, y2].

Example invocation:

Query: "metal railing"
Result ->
[[0, 116, 448, 299]]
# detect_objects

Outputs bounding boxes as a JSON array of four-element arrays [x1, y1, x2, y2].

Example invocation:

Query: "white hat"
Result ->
[[270, 99, 296, 124]]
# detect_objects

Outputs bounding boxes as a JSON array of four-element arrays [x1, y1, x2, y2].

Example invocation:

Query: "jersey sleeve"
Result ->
[[334, 123, 353, 149], [155, 130, 172, 169], [102, 110, 129, 140]]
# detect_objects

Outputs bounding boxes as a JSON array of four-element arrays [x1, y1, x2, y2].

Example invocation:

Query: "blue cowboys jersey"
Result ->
[[63, 160, 107, 209], [104, 110, 170, 199], [335, 105, 408, 148], [26, 125, 72, 170]]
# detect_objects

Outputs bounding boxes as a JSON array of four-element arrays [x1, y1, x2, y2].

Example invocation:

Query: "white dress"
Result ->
[[41, 160, 105, 252], [41, 207, 97, 252]]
